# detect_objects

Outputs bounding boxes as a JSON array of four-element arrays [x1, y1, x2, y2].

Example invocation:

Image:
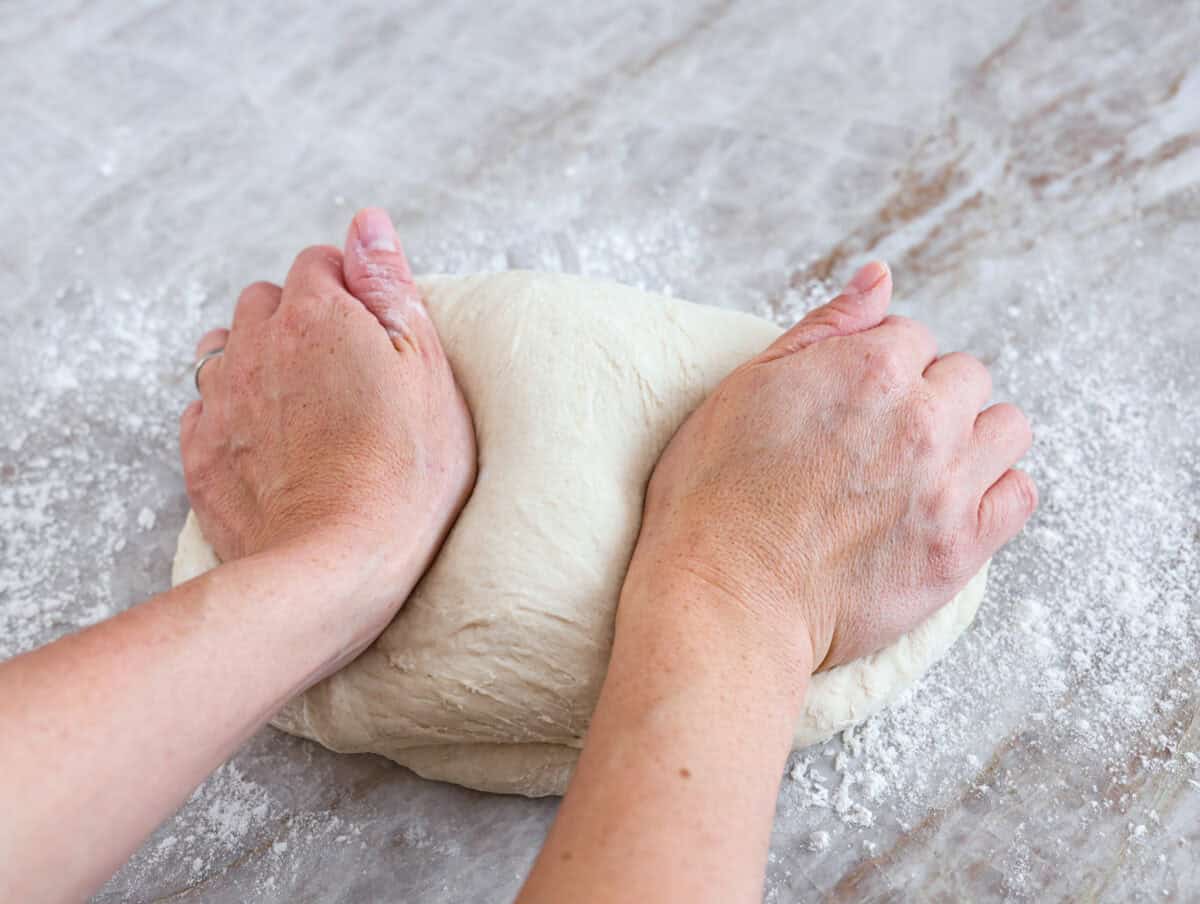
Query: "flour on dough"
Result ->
[[172, 271, 988, 797]]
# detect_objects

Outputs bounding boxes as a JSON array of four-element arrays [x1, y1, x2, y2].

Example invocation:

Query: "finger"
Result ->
[[281, 244, 347, 306], [970, 403, 1033, 489], [195, 354, 223, 397], [179, 399, 203, 457], [231, 281, 282, 330], [342, 207, 434, 349], [759, 260, 892, 362], [924, 351, 992, 417], [977, 467, 1038, 551], [194, 327, 228, 359], [863, 315, 938, 373]]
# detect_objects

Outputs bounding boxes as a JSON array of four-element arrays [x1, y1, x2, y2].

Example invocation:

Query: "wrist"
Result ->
[[272, 517, 428, 598], [613, 564, 814, 723], [619, 557, 815, 679], [222, 531, 409, 687]]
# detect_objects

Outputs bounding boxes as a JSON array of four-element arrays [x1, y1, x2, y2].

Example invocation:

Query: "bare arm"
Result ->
[[0, 209, 476, 904], [520, 262, 1037, 902], [1, 540, 373, 902], [520, 575, 810, 904]]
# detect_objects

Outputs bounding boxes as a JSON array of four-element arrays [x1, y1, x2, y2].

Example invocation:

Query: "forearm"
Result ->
[[520, 575, 810, 904], [0, 542, 371, 904]]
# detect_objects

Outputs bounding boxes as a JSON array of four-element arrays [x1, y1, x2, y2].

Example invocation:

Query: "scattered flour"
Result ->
[[806, 830, 831, 853], [0, 279, 212, 660]]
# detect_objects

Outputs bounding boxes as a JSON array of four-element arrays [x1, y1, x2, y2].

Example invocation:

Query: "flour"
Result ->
[[0, 278, 209, 660]]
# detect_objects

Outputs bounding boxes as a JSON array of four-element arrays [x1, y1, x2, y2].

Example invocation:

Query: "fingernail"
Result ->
[[357, 208, 397, 253], [844, 261, 888, 297]]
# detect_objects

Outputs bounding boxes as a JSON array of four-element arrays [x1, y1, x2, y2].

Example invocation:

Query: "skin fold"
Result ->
[[0, 209, 1035, 904]]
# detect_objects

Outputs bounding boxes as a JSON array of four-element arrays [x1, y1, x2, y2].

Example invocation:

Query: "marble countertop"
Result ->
[[2, 1, 1198, 901]]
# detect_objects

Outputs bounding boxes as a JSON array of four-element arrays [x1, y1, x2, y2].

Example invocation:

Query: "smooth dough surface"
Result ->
[[172, 271, 988, 797]]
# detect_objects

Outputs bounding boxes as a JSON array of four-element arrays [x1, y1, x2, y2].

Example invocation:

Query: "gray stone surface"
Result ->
[[1, 1, 1198, 901]]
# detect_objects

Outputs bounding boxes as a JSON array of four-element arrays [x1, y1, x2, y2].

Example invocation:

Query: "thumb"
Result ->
[[343, 207, 432, 348], [759, 261, 892, 362]]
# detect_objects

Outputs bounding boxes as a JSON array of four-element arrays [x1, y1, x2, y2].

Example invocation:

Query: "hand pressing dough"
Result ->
[[172, 271, 988, 797]]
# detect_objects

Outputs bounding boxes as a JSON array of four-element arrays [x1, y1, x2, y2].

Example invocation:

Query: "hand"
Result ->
[[622, 261, 1036, 675], [180, 208, 476, 645]]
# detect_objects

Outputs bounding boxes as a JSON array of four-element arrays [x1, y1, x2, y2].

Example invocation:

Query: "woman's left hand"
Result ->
[[181, 208, 476, 651]]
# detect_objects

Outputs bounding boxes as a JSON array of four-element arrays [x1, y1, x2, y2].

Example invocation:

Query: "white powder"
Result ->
[[0, 278, 212, 661], [806, 830, 831, 852]]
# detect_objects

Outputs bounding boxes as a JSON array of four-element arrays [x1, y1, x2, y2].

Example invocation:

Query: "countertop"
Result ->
[[1, 1, 1198, 901]]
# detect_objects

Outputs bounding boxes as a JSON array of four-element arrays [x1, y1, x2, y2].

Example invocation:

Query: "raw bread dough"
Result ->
[[172, 271, 988, 797]]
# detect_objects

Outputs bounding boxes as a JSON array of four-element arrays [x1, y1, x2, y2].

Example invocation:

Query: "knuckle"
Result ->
[[293, 244, 342, 274], [920, 476, 960, 524], [859, 344, 907, 393], [276, 302, 310, 335], [963, 352, 990, 380], [971, 359, 994, 398], [299, 243, 340, 262], [989, 402, 1032, 445], [876, 340, 907, 372], [904, 393, 942, 452], [225, 359, 261, 396], [886, 315, 935, 351], [1009, 406, 1034, 443], [238, 280, 274, 303], [928, 527, 967, 581], [948, 351, 989, 384]]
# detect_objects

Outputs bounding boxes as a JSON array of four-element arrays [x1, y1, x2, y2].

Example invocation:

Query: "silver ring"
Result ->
[[193, 348, 225, 393]]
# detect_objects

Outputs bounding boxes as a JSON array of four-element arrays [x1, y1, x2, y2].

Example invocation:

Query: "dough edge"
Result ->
[[173, 501, 987, 798]]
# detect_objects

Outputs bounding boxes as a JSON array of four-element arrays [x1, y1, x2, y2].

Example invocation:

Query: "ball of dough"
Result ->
[[172, 271, 987, 797]]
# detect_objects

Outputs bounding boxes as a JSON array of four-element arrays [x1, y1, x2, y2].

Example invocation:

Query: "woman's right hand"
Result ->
[[621, 261, 1036, 676]]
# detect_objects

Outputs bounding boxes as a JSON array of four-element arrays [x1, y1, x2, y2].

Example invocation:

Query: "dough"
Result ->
[[172, 271, 988, 797]]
